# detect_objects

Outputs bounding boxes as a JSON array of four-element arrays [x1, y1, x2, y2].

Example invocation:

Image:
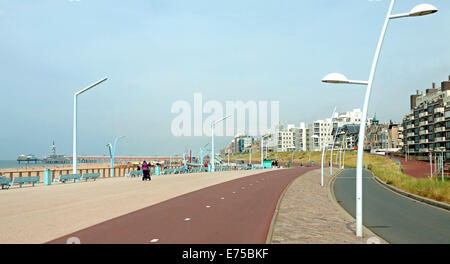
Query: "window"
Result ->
[[429, 135, 434, 140]]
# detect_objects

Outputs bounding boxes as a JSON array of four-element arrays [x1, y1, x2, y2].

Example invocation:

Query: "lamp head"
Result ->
[[322, 73, 349, 84], [409, 4, 438, 17]]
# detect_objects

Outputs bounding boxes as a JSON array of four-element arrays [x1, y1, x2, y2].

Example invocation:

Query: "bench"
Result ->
[[175, 167, 187, 174], [126, 170, 143, 178], [189, 167, 200, 173], [81, 173, 100, 182], [9, 176, 40, 188], [161, 168, 173, 175], [0, 177, 10, 189], [53, 174, 81, 184]]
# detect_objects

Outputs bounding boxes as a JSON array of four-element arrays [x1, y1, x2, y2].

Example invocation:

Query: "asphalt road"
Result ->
[[48, 167, 316, 244], [334, 168, 450, 244]]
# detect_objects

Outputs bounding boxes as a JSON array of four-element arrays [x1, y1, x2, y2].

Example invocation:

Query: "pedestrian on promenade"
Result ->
[[142, 161, 150, 181]]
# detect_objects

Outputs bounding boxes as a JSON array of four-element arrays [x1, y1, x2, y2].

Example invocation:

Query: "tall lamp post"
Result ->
[[329, 125, 340, 175], [319, 107, 336, 186], [106, 136, 125, 178], [261, 136, 264, 167], [322, 2, 437, 237], [211, 115, 231, 172], [73, 78, 108, 174]]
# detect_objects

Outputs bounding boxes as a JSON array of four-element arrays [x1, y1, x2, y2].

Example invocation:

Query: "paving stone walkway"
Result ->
[[270, 169, 376, 244]]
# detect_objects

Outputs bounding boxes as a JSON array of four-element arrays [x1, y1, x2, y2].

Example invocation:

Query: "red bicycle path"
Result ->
[[389, 155, 432, 178], [47, 166, 317, 244]]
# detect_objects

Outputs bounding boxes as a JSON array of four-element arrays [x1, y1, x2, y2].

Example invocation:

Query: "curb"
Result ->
[[372, 174, 450, 211], [327, 168, 389, 244]]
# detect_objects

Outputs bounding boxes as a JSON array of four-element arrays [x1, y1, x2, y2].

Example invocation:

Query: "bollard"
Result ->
[[44, 169, 51, 185], [156, 165, 160, 176]]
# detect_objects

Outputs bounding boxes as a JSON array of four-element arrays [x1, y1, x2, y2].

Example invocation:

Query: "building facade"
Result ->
[[366, 116, 404, 152], [402, 76, 450, 160]]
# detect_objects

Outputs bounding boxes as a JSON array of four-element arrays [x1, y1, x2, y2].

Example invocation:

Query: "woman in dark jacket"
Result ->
[[142, 161, 150, 181]]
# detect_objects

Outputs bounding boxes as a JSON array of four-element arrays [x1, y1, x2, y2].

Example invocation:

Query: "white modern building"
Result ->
[[265, 123, 295, 152], [305, 108, 368, 151]]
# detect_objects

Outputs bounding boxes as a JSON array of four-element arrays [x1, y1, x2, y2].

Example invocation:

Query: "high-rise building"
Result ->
[[403, 75, 450, 161]]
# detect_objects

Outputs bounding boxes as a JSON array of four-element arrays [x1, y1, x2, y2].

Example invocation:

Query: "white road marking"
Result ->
[[150, 239, 159, 243], [249, 184, 253, 186], [241, 187, 245, 189], [220, 197, 225, 200], [184, 218, 191, 221], [206, 205, 211, 208], [232, 191, 236, 194]]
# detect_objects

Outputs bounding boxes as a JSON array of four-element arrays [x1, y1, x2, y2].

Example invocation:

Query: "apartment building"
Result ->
[[265, 123, 295, 152], [306, 109, 365, 151], [222, 134, 255, 154], [403, 76, 450, 160]]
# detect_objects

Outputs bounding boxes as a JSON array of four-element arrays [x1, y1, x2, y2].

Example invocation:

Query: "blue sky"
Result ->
[[0, 0, 449, 159]]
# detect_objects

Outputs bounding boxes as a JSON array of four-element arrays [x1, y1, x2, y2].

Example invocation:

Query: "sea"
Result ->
[[0, 160, 71, 170]]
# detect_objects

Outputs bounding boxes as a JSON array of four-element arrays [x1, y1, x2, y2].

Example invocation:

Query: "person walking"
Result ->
[[142, 161, 150, 181]]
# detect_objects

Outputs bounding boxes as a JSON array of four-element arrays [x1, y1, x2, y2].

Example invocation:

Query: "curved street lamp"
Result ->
[[211, 115, 231, 172], [106, 136, 125, 178], [73, 78, 108, 175], [322, 1, 437, 237]]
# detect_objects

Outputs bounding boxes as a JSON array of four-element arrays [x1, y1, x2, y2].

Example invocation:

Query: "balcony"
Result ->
[[419, 130, 428, 135], [435, 137, 446, 142], [419, 112, 428, 118], [434, 107, 444, 113], [419, 148, 430, 152], [407, 132, 415, 137], [406, 124, 415, 129], [419, 121, 428, 127], [435, 117, 445, 123], [435, 127, 445, 132], [419, 139, 428, 144], [407, 141, 415, 145]]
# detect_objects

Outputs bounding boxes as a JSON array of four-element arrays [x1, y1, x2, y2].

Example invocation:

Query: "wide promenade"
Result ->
[[48, 167, 317, 244], [0, 169, 267, 243]]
